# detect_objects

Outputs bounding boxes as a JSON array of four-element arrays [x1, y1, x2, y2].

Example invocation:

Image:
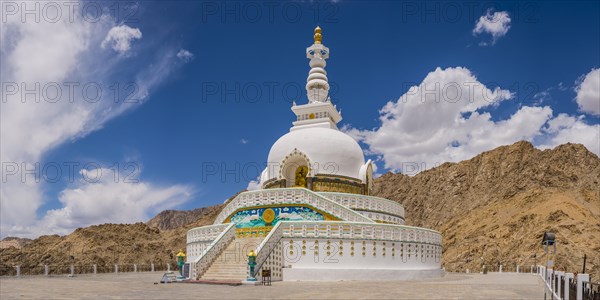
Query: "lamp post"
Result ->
[[542, 232, 556, 300], [69, 255, 75, 277], [247, 250, 257, 282], [175, 249, 186, 277]]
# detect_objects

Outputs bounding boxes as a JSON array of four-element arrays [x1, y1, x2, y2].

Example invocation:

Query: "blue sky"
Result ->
[[1, 1, 599, 237]]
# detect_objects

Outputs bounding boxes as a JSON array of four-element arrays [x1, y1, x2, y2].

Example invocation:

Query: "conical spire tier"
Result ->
[[306, 27, 330, 103]]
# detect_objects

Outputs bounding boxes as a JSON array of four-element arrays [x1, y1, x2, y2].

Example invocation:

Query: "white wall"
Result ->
[[281, 238, 441, 270]]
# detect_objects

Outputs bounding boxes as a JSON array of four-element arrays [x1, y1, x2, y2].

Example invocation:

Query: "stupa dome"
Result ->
[[265, 127, 365, 183]]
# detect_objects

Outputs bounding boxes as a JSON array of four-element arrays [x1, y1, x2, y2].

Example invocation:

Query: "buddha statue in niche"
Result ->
[[294, 166, 308, 188]]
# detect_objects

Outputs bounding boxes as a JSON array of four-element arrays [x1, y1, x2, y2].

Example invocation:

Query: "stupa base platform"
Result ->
[[185, 279, 243, 286], [282, 268, 445, 281]]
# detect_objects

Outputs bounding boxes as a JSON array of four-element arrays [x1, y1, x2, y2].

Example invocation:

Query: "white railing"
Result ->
[[191, 223, 236, 280], [187, 223, 233, 262], [538, 265, 589, 300], [280, 221, 442, 245], [318, 192, 405, 220], [214, 188, 374, 225], [2, 263, 170, 276], [250, 220, 442, 280], [356, 210, 404, 225], [252, 222, 284, 278], [187, 223, 232, 243]]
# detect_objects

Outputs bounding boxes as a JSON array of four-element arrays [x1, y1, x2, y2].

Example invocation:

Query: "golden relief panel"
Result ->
[[235, 226, 271, 238], [312, 181, 364, 194]]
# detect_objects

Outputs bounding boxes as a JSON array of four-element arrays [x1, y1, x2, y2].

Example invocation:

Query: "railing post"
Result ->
[[531, 265, 534, 274], [93, 264, 97, 274], [548, 269, 554, 294], [499, 264, 502, 273], [134, 264, 137, 272], [44, 265, 49, 276], [576, 273, 589, 300], [151, 263, 154, 272], [516, 265, 520, 273], [167, 263, 171, 272], [556, 271, 564, 298], [564, 272, 573, 300], [70, 264, 74, 277], [16, 265, 20, 277], [114, 264, 118, 274]]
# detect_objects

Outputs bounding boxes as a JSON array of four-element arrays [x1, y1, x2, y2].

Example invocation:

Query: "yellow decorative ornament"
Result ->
[[262, 208, 276, 224], [314, 26, 322, 44], [175, 249, 186, 258], [294, 166, 308, 188]]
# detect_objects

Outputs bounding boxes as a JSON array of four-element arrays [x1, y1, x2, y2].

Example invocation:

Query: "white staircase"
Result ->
[[200, 237, 264, 281]]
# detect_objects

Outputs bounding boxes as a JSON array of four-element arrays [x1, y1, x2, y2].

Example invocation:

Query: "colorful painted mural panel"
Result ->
[[230, 206, 324, 228]]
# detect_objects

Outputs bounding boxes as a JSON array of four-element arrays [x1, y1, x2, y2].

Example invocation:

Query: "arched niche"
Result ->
[[279, 149, 312, 188]]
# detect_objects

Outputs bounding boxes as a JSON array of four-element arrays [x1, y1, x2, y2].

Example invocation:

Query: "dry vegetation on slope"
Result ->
[[372, 141, 600, 280], [2, 141, 598, 280], [0, 206, 223, 275]]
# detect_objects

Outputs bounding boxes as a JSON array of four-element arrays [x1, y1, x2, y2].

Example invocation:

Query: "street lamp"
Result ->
[[542, 232, 556, 300], [542, 232, 556, 267]]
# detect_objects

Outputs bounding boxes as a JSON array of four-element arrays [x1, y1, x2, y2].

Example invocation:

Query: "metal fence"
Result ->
[[568, 278, 600, 300], [583, 282, 600, 300], [447, 264, 538, 274], [0, 263, 174, 277]]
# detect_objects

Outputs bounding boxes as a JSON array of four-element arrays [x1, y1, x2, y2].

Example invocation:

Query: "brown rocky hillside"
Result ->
[[0, 207, 223, 276], [1, 141, 598, 280], [372, 141, 600, 280], [146, 205, 222, 231]]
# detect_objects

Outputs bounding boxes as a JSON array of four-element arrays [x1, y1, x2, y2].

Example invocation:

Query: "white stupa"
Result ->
[[185, 27, 443, 282], [262, 26, 371, 193]]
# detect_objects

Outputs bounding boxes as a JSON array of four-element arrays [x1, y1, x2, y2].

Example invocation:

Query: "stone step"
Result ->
[[200, 236, 266, 281], [206, 270, 247, 274], [207, 264, 246, 268], [203, 275, 247, 279], [201, 277, 247, 281], [203, 269, 247, 275], [202, 271, 247, 276], [207, 266, 248, 272], [206, 270, 247, 273], [210, 261, 247, 265], [204, 272, 246, 276]]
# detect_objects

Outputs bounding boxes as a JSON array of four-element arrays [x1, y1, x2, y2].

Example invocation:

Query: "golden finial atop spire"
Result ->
[[314, 26, 322, 44]]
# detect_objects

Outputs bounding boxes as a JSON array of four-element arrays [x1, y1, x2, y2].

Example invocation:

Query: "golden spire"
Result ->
[[314, 26, 322, 44]]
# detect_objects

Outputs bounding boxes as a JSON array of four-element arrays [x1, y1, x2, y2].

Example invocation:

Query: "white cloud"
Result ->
[[37, 168, 193, 235], [1, 2, 190, 238], [240, 138, 249, 144], [346, 67, 517, 169], [575, 68, 600, 115], [101, 25, 142, 54], [176, 49, 194, 62], [473, 9, 511, 45], [246, 180, 261, 191], [539, 114, 600, 154], [346, 66, 600, 174]]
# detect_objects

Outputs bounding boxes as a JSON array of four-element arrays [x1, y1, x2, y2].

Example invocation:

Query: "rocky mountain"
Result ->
[[146, 205, 222, 231], [0, 209, 223, 275], [1, 141, 598, 280], [0, 237, 33, 249], [371, 141, 600, 280], [145, 191, 243, 231]]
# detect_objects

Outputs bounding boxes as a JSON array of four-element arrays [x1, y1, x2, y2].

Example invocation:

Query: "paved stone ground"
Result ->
[[0, 272, 545, 299]]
